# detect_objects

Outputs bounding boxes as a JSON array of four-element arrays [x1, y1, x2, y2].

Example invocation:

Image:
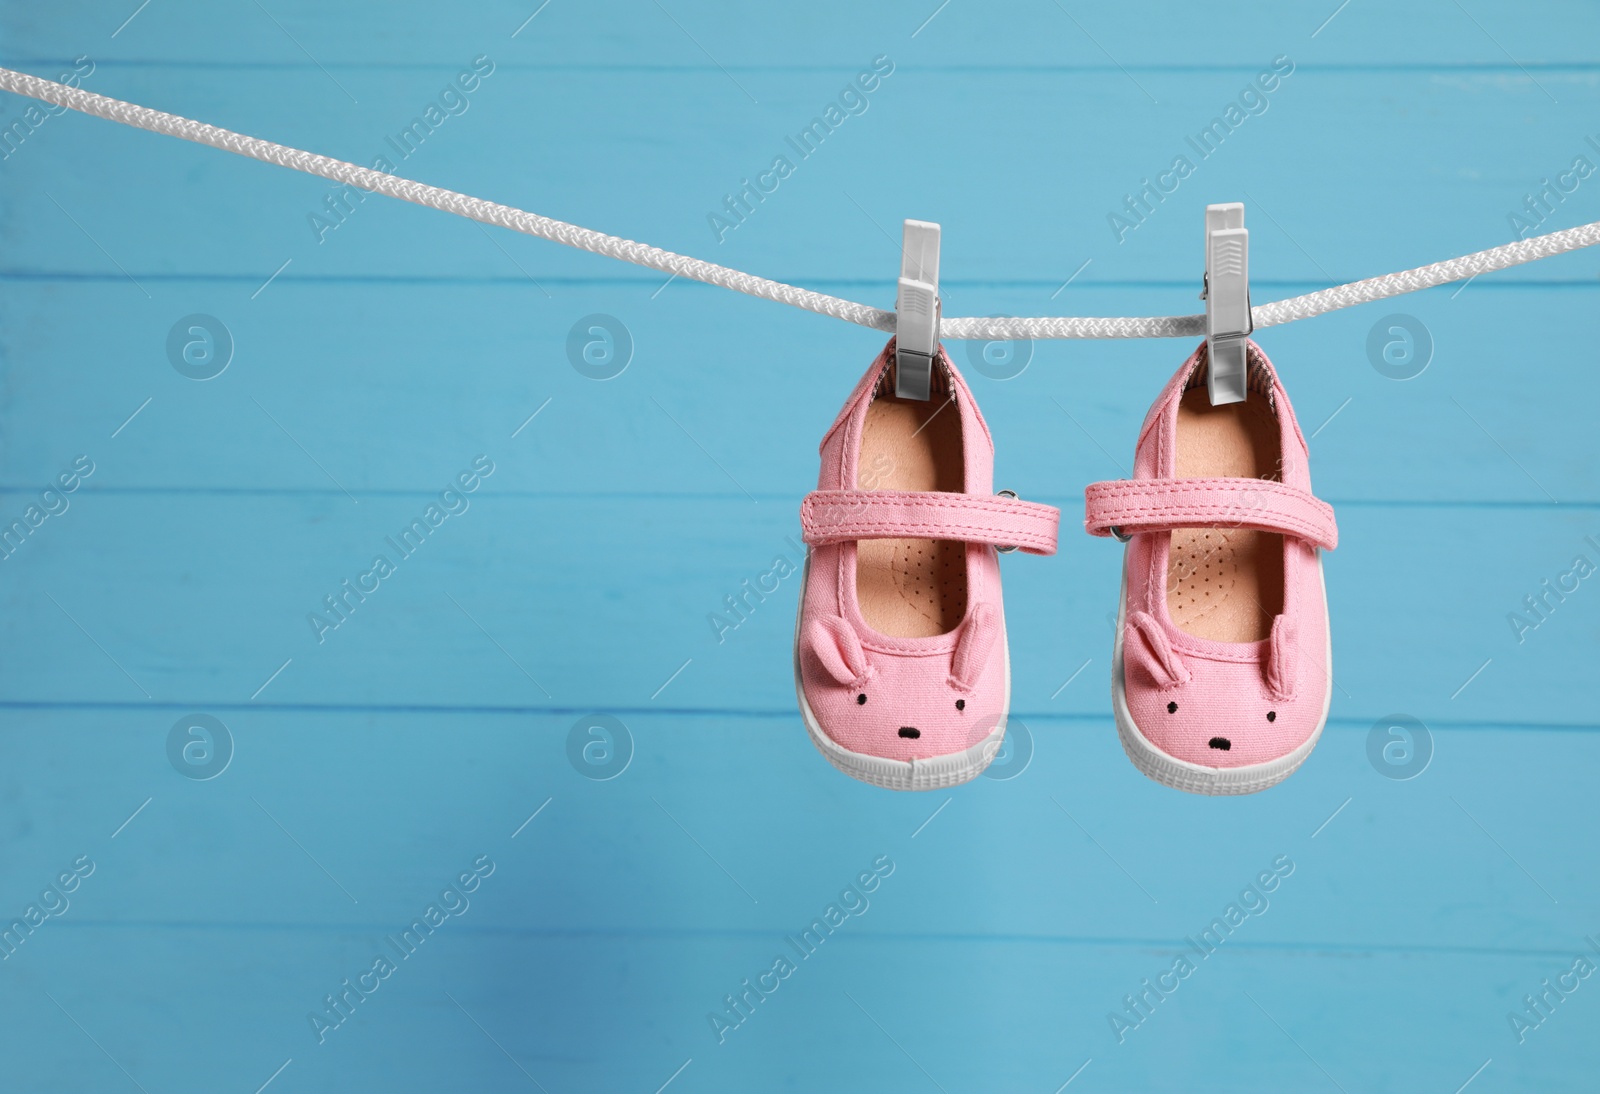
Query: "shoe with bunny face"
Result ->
[[1084, 339, 1337, 795], [794, 339, 1059, 791]]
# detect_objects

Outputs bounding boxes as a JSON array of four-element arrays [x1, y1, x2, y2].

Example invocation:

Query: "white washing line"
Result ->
[[2, 65, 1597, 341]]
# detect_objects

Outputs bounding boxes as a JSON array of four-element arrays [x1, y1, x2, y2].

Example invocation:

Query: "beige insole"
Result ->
[[1167, 387, 1284, 643], [855, 385, 967, 638]]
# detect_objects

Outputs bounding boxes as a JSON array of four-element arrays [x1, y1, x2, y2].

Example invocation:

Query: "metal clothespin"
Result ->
[[1201, 203, 1251, 406], [895, 219, 941, 400]]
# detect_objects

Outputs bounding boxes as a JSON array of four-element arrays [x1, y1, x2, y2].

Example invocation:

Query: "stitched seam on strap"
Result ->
[[806, 492, 1057, 517], [1084, 479, 1334, 546], [1088, 479, 1316, 499], [1098, 506, 1321, 533], [1087, 508, 1332, 545], [809, 522, 1056, 543], [802, 492, 1059, 550], [1089, 503, 1326, 530], [1085, 481, 1331, 518], [806, 518, 1056, 538]]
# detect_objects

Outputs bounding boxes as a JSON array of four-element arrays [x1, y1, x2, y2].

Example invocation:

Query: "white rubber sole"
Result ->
[[792, 555, 1008, 791], [1109, 553, 1332, 796]]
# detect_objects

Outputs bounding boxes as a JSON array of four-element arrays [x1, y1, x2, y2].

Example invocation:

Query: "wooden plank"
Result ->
[[14, 928, 1595, 1091], [0, 65, 1595, 289], [0, 283, 1595, 502], [8, 932, 1596, 1091], [0, 710, 1594, 1089], [6, 0, 1600, 68], [1, 709, 1593, 952]]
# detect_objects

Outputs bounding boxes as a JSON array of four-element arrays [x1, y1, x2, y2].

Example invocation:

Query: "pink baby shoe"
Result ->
[[794, 339, 1060, 790], [1083, 339, 1337, 795]]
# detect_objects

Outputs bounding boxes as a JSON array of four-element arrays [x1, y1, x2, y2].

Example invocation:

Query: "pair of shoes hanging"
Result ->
[[793, 336, 1336, 795]]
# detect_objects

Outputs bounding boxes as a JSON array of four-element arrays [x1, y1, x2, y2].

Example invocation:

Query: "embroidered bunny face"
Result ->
[[800, 607, 1006, 763], [1119, 609, 1320, 769]]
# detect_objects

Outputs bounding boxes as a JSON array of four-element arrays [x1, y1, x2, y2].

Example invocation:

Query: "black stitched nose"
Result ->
[[898, 727, 920, 739], [1208, 737, 1231, 751]]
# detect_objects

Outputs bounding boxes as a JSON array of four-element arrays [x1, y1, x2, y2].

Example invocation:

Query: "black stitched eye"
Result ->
[[1267, 711, 1276, 722], [955, 699, 965, 711], [856, 693, 867, 705], [1167, 701, 1178, 714]]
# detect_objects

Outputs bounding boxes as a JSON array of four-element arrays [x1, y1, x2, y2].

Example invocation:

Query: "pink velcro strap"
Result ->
[[801, 490, 1060, 555], [1084, 477, 1337, 550]]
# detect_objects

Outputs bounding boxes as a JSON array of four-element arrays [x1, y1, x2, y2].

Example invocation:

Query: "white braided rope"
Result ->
[[939, 313, 1205, 339], [1251, 220, 1600, 328], [3, 65, 1597, 342], [0, 67, 897, 332]]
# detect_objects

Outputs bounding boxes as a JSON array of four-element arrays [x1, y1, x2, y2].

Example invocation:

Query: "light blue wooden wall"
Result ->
[[2, 2, 1598, 1091]]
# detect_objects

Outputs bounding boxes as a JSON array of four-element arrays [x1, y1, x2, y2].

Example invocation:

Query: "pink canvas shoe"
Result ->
[[1083, 339, 1337, 795], [794, 339, 1060, 791]]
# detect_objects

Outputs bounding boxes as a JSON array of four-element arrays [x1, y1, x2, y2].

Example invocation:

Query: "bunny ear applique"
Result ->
[[804, 615, 872, 688], [949, 603, 999, 691], [1125, 611, 1191, 689]]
